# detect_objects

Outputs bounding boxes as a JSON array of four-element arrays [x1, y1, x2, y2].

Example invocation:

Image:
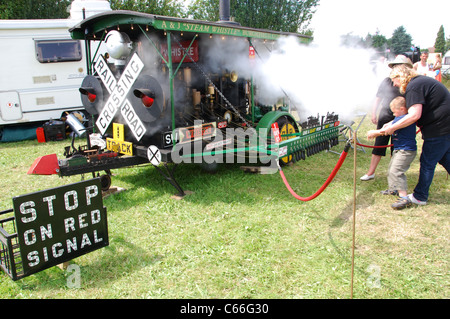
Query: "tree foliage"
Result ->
[[187, 0, 319, 34], [434, 25, 445, 53], [370, 34, 388, 51], [0, 0, 185, 19], [0, 0, 71, 19], [109, 0, 184, 17], [389, 26, 412, 54], [342, 26, 421, 57], [233, 0, 319, 33], [186, 0, 219, 21]]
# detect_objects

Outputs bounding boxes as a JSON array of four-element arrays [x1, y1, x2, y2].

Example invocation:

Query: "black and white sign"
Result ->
[[94, 54, 146, 140], [13, 178, 108, 278], [147, 145, 161, 166]]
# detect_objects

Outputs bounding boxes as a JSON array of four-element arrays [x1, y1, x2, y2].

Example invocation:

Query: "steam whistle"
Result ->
[[192, 89, 201, 107], [184, 68, 192, 87], [208, 83, 215, 101], [208, 83, 215, 112]]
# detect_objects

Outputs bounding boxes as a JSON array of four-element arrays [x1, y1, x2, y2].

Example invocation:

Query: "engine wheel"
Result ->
[[99, 174, 112, 191], [274, 116, 298, 165]]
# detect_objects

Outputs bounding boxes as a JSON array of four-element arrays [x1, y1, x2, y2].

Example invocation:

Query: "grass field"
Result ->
[[0, 117, 448, 299]]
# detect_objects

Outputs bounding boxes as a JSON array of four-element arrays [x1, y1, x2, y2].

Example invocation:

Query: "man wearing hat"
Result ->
[[380, 55, 450, 209], [387, 55, 414, 69]]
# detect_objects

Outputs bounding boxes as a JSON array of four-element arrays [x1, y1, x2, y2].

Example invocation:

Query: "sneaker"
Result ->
[[360, 174, 375, 181], [407, 194, 427, 206], [391, 197, 412, 210], [380, 189, 399, 196]]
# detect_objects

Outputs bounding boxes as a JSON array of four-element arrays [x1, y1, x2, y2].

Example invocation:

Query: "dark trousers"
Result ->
[[413, 134, 450, 201]]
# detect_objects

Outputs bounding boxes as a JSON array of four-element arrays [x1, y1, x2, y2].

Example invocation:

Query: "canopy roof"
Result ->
[[69, 10, 311, 43]]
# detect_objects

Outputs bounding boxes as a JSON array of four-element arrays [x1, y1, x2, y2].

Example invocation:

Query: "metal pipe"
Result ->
[[219, 0, 230, 22]]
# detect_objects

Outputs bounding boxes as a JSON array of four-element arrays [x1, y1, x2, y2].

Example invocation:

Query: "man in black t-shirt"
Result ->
[[360, 77, 402, 181], [381, 64, 450, 209]]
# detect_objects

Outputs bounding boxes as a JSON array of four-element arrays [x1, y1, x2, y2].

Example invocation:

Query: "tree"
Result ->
[[187, 0, 319, 34], [233, 0, 319, 33], [110, 0, 184, 17], [389, 26, 412, 55], [0, 0, 71, 19], [434, 25, 445, 53], [187, 0, 219, 21], [371, 34, 388, 51]]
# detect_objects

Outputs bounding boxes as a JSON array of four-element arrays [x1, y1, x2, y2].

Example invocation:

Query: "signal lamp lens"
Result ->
[[142, 95, 154, 108], [87, 93, 97, 103]]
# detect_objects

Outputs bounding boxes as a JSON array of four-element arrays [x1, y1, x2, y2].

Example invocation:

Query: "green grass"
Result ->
[[0, 119, 448, 299]]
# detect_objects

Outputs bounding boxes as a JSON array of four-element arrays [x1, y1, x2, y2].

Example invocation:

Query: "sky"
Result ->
[[309, 0, 450, 50]]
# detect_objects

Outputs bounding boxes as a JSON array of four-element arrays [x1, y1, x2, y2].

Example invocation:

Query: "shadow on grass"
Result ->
[[13, 235, 162, 293], [325, 186, 433, 298], [106, 153, 357, 209], [78, 235, 163, 287], [105, 161, 282, 206]]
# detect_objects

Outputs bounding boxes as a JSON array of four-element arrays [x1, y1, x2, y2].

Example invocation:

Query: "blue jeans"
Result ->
[[413, 134, 450, 201]]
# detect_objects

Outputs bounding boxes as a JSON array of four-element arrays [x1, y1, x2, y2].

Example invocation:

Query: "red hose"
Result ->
[[356, 142, 393, 148], [279, 127, 421, 201], [279, 145, 350, 201], [356, 128, 420, 149]]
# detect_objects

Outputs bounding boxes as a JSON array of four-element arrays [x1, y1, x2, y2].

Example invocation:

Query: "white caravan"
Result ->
[[442, 50, 450, 74], [0, 0, 111, 127]]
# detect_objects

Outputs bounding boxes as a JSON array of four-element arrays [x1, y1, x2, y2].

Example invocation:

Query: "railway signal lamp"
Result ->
[[79, 75, 104, 115], [79, 87, 97, 103], [134, 89, 155, 108]]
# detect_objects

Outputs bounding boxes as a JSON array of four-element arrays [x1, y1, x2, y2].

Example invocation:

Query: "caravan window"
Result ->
[[35, 39, 82, 63], [444, 56, 450, 65]]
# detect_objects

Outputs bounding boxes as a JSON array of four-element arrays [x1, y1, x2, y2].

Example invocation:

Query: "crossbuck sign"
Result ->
[[94, 54, 147, 141]]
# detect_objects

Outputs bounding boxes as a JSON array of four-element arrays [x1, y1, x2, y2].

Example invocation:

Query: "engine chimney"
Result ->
[[218, 0, 240, 25], [219, 0, 230, 22]]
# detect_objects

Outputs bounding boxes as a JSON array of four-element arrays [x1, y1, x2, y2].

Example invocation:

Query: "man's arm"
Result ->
[[367, 129, 383, 140], [381, 104, 422, 135], [371, 97, 381, 124]]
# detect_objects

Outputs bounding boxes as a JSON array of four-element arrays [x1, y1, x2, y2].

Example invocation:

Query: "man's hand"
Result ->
[[367, 130, 380, 140]]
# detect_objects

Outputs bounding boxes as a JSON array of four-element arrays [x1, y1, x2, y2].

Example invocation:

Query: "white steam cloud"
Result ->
[[202, 34, 391, 123], [137, 31, 391, 126], [257, 36, 383, 121]]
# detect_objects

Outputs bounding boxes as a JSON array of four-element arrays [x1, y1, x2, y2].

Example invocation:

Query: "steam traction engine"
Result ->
[[38, 10, 342, 196]]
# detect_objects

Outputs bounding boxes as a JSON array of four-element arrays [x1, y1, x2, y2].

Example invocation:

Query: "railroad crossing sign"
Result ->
[[94, 54, 146, 141], [147, 145, 161, 166]]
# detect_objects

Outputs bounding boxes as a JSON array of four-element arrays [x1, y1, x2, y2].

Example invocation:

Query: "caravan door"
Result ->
[[0, 91, 22, 121]]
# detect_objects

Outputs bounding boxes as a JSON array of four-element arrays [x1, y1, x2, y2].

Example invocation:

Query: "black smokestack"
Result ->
[[219, 0, 230, 22], [218, 0, 240, 25]]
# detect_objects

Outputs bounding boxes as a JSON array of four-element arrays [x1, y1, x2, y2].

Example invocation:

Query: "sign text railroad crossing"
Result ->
[[94, 54, 146, 141]]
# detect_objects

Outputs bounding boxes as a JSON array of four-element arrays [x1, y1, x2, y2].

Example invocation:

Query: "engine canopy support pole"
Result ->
[[138, 25, 168, 64], [154, 163, 185, 197], [167, 31, 176, 147], [173, 35, 198, 77], [251, 75, 255, 124]]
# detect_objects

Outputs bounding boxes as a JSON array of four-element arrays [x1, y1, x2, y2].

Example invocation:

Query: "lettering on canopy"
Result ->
[[153, 20, 282, 41]]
